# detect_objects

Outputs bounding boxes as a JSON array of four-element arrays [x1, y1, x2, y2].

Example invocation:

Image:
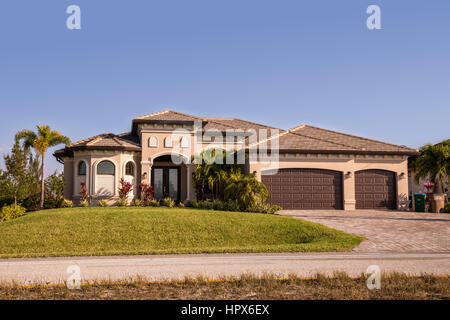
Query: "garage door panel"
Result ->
[[262, 169, 343, 210], [355, 170, 396, 209]]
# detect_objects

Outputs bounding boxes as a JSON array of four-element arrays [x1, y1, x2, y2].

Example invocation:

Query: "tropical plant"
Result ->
[[0, 204, 27, 221], [139, 183, 154, 204], [80, 181, 88, 202], [118, 178, 133, 200], [116, 198, 127, 207], [132, 199, 142, 207], [80, 199, 89, 207], [99, 199, 109, 207], [149, 199, 160, 207], [161, 197, 175, 208], [15, 125, 70, 208], [192, 149, 239, 200], [62, 199, 74, 208], [224, 171, 269, 211], [413, 140, 450, 193]]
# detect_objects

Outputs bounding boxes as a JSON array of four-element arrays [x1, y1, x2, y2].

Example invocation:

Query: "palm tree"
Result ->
[[413, 140, 450, 194], [224, 171, 269, 210], [15, 125, 71, 209]]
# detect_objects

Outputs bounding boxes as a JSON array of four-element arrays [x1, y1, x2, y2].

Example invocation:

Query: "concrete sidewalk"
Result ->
[[0, 252, 449, 285]]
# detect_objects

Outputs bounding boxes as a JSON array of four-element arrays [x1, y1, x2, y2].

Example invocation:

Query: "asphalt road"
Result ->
[[0, 252, 449, 285]]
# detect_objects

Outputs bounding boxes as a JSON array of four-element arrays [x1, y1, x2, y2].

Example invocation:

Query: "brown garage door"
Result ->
[[262, 169, 343, 210], [355, 170, 396, 209]]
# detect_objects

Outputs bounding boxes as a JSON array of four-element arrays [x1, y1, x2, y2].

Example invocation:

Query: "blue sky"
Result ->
[[0, 0, 449, 176]]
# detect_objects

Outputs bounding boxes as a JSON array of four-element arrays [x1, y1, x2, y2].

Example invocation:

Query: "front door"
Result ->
[[152, 167, 180, 201]]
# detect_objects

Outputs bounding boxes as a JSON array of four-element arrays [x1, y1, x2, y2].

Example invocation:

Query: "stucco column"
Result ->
[[186, 164, 195, 201], [141, 161, 152, 186], [343, 171, 356, 210]]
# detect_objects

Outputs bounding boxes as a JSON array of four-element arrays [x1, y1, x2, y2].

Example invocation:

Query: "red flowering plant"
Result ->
[[118, 178, 133, 200], [423, 180, 434, 194], [139, 183, 154, 204], [80, 182, 88, 201]]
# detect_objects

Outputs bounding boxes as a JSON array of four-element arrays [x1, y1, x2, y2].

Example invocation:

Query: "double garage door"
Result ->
[[262, 168, 396, 210]]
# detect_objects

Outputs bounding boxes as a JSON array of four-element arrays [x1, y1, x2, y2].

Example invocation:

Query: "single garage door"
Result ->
[[262, 169, 343, 210], [355, 170, 396, 209]]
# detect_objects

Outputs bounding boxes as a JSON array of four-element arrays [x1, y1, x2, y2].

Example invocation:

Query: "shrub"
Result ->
[[224, 172, 269, 211], [99, 200, 109, 207], [80, 182, 88, 202], [132, 199, 142, 207], [149, 199, 160, 207], [139, 183, 154, 204], [212, 200, 225, 211], [190, 200, 199, 208], [1, 204, 26, 221], [116, 198, 127, 207], [62, 199, 74, 208], [445, 202, 450, 213], [118, 178, 133, 200], [271, 205, 283, 213], [198, 199, 214, 210], [80, 200, 89, 207], [224, 200, 239, 212], [161, 197, 175, 208], [178, 202, 185, 208]]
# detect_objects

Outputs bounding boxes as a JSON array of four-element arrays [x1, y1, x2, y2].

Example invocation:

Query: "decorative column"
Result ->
[[141, 161, 152, 185], [186, 164, 195, 201]]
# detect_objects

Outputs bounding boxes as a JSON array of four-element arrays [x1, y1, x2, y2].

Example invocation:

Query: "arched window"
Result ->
[[125, 162, 134, 176], [96, 161, 115, 196], [78, 161, 86, 176], [148, 136, 158, 148], [180, 136, 189, 148], [97, 161, 115, 175], [164, 136, 173, 148]]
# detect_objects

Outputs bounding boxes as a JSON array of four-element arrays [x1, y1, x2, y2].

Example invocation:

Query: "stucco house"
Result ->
[[54, 110, 418, 210]]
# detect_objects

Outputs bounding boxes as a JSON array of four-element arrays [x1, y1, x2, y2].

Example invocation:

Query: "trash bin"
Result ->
[[431, 193, 445, 213], [414, 193, 426, 212]]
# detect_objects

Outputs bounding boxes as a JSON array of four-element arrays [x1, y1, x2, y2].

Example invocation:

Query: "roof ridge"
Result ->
[[296, 125, 417, 151], [86, 133, 113, 146], [227, 117, 282, 130], [69, 133, 106, 147], [134, 109, 172, 120]]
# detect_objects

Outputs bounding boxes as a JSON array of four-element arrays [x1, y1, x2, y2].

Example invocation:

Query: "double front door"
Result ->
[[151, 167, 180, 201]]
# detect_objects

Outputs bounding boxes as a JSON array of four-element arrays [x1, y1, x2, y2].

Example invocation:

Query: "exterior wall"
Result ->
[[249, 153, 409, 210], [63, 150, 141, 205], [63, 158, 74, 200]]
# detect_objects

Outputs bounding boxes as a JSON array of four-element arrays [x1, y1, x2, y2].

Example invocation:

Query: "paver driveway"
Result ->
[[280, 210, 450, 253]]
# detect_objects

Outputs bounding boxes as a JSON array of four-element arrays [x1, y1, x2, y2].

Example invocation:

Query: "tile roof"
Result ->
[[65, 132, 141, 151], [55, 110, 418, 157], [257, 124, 418, 154]]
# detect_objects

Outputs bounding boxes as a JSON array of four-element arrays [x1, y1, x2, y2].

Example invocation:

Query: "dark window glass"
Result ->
[[97, 161, 115, 175], [78, 161, 86, 176], [125, 162, 134, 176]]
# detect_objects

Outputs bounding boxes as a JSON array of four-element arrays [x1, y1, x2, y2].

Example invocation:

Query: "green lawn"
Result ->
[[0, 207, 364, 258]]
